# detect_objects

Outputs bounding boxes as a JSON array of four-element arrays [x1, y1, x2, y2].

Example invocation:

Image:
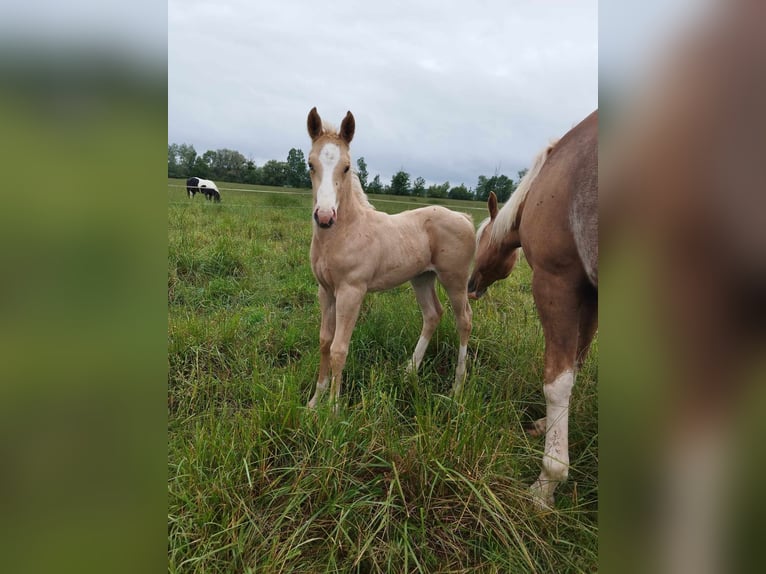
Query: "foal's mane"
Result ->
[[490, 139, 558, 244], [350, 171, 375, 210], [320, 121, 338, 136]]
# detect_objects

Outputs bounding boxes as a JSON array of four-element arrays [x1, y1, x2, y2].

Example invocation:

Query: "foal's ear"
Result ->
[[307, 107, 323, 141], [340, 111, 355, 144], [488, 191, 498, 220]]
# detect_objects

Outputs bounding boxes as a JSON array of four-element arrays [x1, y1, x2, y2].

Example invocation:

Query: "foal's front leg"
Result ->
[[326, 285, 366, 410], [308, 285, 336, 409]]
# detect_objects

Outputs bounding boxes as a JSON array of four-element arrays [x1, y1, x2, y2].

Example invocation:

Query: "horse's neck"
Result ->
[[501, 223, 522, 250], [339, 177, 373, 222]]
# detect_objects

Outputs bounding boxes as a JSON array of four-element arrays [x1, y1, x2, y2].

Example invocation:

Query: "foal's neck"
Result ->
[[338, 174, 372, 224]]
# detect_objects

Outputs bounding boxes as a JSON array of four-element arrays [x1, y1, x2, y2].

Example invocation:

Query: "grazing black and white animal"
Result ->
[[186, 177, 221, 202]]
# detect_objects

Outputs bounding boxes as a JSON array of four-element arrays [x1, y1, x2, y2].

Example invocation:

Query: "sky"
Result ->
[[168, 0, 598, 188]]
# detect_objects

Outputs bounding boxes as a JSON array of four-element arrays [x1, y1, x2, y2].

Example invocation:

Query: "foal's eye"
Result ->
[[343, 165, 350, 173], [308, 162, 314, 171]]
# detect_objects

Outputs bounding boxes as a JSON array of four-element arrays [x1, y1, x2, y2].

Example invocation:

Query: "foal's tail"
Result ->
[[490, 139, 558, 243]]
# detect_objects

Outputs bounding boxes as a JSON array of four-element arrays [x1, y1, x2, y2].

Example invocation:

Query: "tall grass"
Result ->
[[168, 180, 598, 573]]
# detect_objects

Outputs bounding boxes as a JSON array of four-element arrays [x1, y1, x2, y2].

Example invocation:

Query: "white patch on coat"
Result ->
[[197, 178, 219, 191]]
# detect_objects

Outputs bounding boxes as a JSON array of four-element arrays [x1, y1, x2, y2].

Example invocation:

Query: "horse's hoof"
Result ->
[[526, 417, 547, 437], [529, 480, 555, 510]]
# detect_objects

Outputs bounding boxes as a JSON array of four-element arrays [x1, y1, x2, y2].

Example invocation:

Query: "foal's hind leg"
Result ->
[[407, 272, 443, 373], [439, 272, 473, 395], [529, 271, 582, 508]]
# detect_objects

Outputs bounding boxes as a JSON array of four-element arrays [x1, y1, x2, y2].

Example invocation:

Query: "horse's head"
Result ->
[[467, 192, 520, 299], [306, 107, 355, 229]]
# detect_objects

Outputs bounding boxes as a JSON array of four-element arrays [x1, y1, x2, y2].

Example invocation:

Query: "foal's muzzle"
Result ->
[[314, 208, 336, 229], [467, 277, 486, 300]]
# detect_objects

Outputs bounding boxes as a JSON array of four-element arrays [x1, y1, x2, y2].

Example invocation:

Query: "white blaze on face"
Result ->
[[315, 142, 341, 216]]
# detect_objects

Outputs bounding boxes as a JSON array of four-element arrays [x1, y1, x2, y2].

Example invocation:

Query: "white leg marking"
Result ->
[[530, 369, 574, 507], [307, 375, 329, 409], [452, 344, 468, 395], [407, 335, 430, 373]]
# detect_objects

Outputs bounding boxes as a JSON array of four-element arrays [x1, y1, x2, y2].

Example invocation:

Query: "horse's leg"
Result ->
[[576, 286, 598, 370], [528, 271, 581, 508], [407, 272, 443, 373], [528, 418, 547, 437], [327, 284, 365, 411], [307, 285, 336, 409], [529, 286, 597, 438], [439, 272, 473, 395]]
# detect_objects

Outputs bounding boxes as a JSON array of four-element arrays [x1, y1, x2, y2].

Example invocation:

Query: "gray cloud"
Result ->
[[169, 0, 597, 187]]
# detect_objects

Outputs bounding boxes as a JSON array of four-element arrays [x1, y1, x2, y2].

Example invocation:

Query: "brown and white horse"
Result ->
[[467, 110, 598, 507], [305, 107, 475, 410]]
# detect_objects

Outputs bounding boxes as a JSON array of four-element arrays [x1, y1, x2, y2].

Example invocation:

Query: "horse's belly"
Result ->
[[366, 251, 433, 291]]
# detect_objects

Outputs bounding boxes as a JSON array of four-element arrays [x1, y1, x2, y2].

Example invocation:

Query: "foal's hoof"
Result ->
[[529, 480, 555, 510], [526, 417, 547, 437]]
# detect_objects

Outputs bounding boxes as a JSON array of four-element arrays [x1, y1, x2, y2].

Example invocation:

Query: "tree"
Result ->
[[475, 173, 516, 202], [517, 168, 529, 182], [177, 143, 197, 176], [412, 176, 426, 197], [201, 150, 218, 177], [260, 160, 288, 186], [474, 175, 491, 202], [494, 174, 515, 203], [286, 148, 310, 188], [356, 157, 368, 189], [448, 184, 473, 200], [390, 170, 411, 196], [426, 181, 449, 198], [219, 148, 248, 181], [191, 156, 209, 179], [198, 148, 247, 181], [168, 144, 180, 177], [243, 160, 259, 184], [367, 174, 383, 194]]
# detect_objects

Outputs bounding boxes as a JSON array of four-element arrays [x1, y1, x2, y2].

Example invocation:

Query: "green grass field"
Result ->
[[167, 179, 598, 573]]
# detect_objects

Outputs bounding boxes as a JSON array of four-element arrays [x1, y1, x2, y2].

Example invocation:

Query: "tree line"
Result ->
[[169, 143, 527, 202]]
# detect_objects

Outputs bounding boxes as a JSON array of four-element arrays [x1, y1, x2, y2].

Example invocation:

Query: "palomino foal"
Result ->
[[468, 111, 598, 507], [305, 107, 475, 409]]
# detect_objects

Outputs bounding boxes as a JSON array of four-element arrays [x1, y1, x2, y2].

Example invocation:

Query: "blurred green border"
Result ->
[[0, 43, 167, 574]]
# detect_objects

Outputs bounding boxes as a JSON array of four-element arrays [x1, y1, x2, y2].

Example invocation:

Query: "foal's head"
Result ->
[[306, 107, 356, 229], [467, 192, 520, 299]]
